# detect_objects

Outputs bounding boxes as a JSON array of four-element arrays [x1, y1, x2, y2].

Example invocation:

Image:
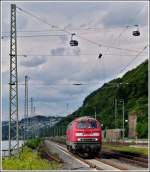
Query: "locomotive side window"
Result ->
[[77, 120, 97, 128]]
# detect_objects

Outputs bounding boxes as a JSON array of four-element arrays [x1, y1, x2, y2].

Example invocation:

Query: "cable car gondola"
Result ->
[[70, 33, 78, 46], [132, 25, 140, 36]]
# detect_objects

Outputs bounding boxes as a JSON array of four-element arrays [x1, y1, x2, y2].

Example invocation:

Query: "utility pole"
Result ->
[[24, 75, 28, 140], [33, 105, 38, 137], [120, 99, 125, 141], [9, 4, 19, 156], [30, 97, 33, 117], [66, 103, 69, 115], [30, 97, 33, 138], [122, 100, 125, 140], [114, 99, 117, 129], [94, 106, 97, 119], [33, 106, 35, 116]]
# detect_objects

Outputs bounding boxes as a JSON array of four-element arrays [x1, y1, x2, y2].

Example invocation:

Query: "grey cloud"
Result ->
[[50, 47, 81, 56], [17, 15, 28, 30], [102, 3, 148, 27], [51, 47, 65, 56], [20, 56, 47, 67], [73, 48, 81, 56], [59, 35, 69, 43]]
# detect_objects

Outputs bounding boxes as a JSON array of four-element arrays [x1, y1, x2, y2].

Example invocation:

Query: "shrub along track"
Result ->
[[38, 142, 63, 163]]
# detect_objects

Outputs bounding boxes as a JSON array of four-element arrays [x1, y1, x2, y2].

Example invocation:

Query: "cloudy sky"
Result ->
[[1, 1, 149, 121]]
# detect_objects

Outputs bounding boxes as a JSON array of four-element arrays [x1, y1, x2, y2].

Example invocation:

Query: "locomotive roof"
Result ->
[[75, 116, 97, 122]]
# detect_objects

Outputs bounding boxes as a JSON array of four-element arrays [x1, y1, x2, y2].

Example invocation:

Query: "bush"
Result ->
[[25, 138, 41, 149]]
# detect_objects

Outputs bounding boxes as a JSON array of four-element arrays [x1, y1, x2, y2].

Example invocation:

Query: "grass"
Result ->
[[103, 143, 148, 156], [2, 147, 61, 170]]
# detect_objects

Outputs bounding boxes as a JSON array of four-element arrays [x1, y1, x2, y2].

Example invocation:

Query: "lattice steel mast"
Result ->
[[9, 4, 19, 156]]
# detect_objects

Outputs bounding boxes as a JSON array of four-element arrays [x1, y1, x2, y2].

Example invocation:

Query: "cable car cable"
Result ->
[[16, 6, 146, 53], [114, 45, 148, 79], [1, 25, 138, 35], [124, 59, 148, 83], [17, 53, 147, 57]]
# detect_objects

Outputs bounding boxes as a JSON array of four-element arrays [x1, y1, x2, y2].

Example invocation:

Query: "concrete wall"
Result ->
[[128, 112, 137, 138], [105, 129, 122, 141]]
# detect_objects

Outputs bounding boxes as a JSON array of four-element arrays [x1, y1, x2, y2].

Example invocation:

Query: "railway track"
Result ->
[[48, 140, 124, 170], [100, 150, 148, 168], [47, 139, 148, 170]]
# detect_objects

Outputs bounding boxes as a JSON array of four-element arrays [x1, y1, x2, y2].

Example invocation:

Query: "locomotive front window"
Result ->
[[77, 121, 97, 128]]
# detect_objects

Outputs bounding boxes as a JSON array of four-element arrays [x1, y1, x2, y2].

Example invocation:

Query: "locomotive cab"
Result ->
[[66, 116, 102, 157]]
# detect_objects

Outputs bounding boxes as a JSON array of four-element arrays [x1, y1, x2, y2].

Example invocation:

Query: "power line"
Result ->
[[17, 53, 147, 57], [16, 5, 147, 53], [17, 83, 95, 87], [2, 29, 51, 33], [2, 34, 68, 38]]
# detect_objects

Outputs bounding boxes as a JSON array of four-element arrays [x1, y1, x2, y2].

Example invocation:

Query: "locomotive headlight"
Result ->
[[93, 133, 100, 136], [75, 133, 84, 136], [77, 138, 81, 141]]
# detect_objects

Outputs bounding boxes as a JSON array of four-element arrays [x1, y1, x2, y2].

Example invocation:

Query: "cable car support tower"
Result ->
[[9, 4, 19, 156]]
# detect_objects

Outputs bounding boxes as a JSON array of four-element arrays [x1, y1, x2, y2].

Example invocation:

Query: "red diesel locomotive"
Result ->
[[66, 116, 102, 157]]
